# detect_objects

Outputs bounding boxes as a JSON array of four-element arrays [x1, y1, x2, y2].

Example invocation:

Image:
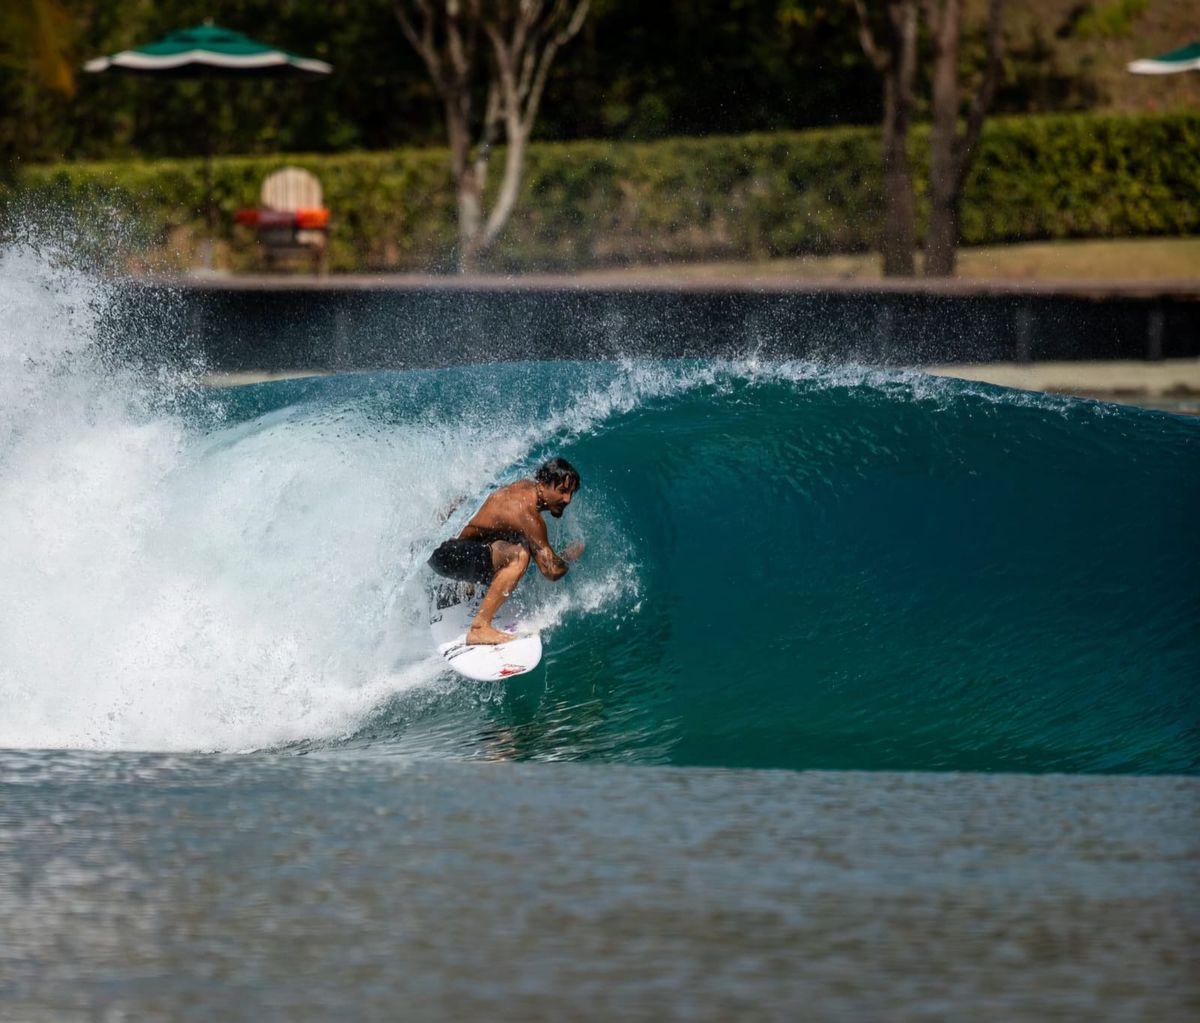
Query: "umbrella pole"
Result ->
[[200, 73, 215, 269]]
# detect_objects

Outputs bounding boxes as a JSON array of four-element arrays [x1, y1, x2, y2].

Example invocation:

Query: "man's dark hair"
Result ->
[[535, 457, 581, 492]]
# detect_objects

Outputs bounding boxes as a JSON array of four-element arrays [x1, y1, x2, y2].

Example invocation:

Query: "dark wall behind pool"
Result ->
[[111, 280, 1200, 372]]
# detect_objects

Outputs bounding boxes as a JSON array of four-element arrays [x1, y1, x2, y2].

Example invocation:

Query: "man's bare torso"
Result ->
[[458, 480, 544, 548]]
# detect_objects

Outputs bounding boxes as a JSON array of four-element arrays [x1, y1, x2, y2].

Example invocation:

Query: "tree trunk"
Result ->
[[924, 0, 961, 277], [854, 0, 918, 277], [880, 2, 917, 277], [443, 93, 483, 272], [922, 0, 1005, 277], [456, 178, 484, 272]]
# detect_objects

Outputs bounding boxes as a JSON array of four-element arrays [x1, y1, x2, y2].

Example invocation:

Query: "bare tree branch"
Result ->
[[394, 0, 590, 270], [394, 1, 444, 95], [522, 0, 589, 134], [852, 0, 888, 73], [478, 0, 588, 249], [955, 0, 1004, 189], [920, 0, 945, 37], [888, 1, 918, 111]]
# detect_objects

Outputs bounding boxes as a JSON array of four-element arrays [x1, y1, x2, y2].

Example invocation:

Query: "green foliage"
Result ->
[[0, 0, 443, 165], [959, 113, 1200, 243], [6, 113, 1197, 272], [1067, 0, 1148, 40], [0, 0, 877, 166]]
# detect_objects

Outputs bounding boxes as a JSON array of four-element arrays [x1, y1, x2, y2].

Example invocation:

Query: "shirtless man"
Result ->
[[428, 458, 584, 645]]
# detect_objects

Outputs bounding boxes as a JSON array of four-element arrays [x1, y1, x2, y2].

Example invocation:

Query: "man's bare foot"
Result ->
[[466, 623, 518, 646]]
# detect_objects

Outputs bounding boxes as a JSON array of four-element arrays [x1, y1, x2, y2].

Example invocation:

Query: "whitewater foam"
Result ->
[[0, 245, 653, 752]]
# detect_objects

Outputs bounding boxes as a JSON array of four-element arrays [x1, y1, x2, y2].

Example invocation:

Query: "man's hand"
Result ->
[[561, 540, 585, 564]]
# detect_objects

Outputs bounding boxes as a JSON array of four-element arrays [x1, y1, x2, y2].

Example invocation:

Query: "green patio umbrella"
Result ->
[[84, 22, 332, 78], [84, 22, 332, 262], [1127, 40, 1200, 75]]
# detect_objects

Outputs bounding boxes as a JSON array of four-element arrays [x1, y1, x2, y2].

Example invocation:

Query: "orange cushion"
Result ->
[[294, 207, 330, 229], [234, 208, 330, 229]]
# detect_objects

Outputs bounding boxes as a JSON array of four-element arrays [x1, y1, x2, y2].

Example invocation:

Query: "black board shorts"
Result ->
[[428, 538, 495, 584]]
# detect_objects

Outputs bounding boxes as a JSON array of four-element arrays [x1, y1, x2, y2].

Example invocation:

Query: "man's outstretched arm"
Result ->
[[523, 514, 583, 581], [533, 542, 568, 581]]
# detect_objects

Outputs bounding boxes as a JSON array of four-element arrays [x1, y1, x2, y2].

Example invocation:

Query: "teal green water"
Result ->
[[209, 361, 1199, 774]]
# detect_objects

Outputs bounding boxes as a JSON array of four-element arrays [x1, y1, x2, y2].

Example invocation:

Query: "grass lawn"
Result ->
[[573, 237, 1200, 283]]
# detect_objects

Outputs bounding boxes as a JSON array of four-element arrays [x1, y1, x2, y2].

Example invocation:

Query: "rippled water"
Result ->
[[2, 751, 1198, 1022]]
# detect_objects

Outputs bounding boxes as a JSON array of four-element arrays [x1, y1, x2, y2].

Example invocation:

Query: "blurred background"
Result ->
[[1, 0, 1196, 276]]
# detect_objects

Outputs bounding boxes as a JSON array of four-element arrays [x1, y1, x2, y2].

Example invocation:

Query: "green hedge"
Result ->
[[958, 113, 1199, 243], [7, 112, 1198, 272]]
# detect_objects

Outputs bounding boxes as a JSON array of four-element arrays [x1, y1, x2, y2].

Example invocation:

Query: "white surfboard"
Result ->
[[429, 585, 543, 681]]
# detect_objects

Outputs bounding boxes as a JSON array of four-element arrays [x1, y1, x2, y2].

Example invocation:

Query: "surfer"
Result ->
[[428, 458, 584, 645]]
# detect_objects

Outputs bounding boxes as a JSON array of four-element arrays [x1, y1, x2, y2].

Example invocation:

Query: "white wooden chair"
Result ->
[[249, 166, 330, 274]]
